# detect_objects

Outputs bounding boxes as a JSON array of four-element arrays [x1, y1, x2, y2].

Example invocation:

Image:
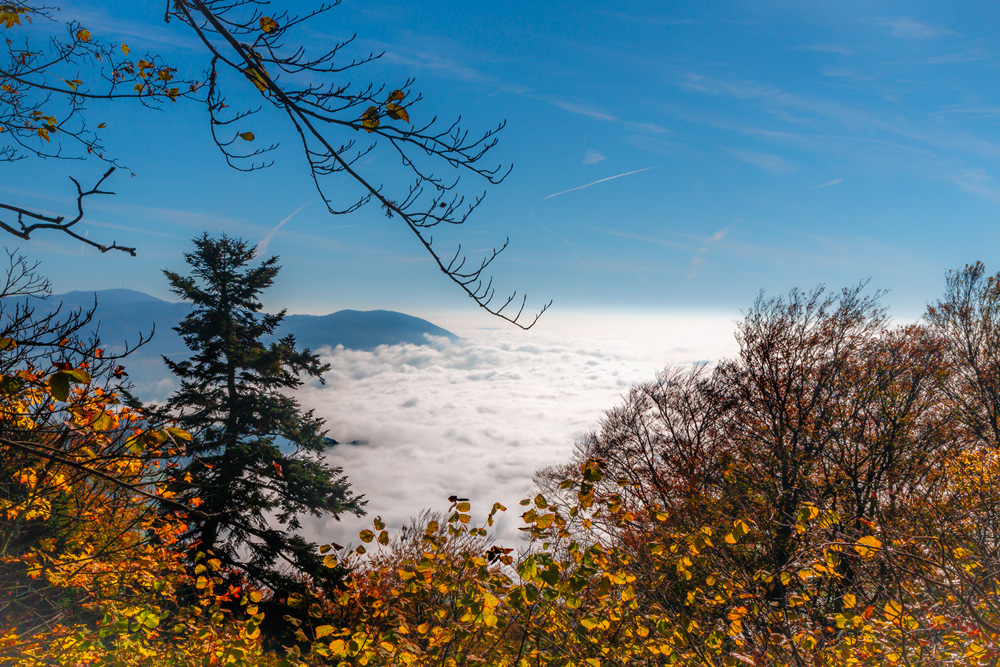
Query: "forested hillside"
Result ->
[[5, 262, 1000, 666]]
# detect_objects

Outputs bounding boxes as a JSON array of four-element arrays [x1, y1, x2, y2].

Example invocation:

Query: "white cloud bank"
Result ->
[[297, 315, 738, 548]]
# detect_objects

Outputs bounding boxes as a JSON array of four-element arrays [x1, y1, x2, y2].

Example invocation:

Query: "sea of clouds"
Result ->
[[297, 313, 739, 548]]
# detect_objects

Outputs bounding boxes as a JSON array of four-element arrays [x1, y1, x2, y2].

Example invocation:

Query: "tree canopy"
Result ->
[[4, 263, 1000, 665]]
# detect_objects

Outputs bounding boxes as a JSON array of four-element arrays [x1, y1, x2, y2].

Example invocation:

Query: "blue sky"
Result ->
[[6, 0, 1000, 328]]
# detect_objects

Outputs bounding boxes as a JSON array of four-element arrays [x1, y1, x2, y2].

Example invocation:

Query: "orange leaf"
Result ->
[[75, 28, 91, 43]]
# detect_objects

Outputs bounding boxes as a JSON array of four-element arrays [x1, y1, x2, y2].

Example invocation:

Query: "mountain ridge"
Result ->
[[9, 288, 458, 356]]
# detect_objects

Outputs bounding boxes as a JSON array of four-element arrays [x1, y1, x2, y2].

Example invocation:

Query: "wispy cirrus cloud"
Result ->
[[811, 178, 843, 189], [792, 44, 854, 56], [544, 99, 618, 122], [379, 39, 669, 138], [542, 166, 658, 201], [951, 169, 1000, 204], [582, 149, 606, 165], [876, 18, 952, 40], [688, 227, 730, 280], [595, 227, 692, 252], [52, 3, 204, 51], [255, 201, 311, 257], [727, 148, 796, 174]]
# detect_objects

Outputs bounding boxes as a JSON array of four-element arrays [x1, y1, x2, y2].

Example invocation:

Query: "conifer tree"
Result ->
[[162, 233, 364, 592]]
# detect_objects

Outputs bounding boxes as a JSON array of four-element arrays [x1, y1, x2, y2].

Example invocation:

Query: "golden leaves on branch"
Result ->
[[385, 102, 409, 122], [242, 64, 269, 92], [0, 353, 271, 663], [358, 90, 411, 132], [0, 5, 29, 30], [361, 106, 379, 132], [259, 16, 279, 33], [854, 534, 882, 558]]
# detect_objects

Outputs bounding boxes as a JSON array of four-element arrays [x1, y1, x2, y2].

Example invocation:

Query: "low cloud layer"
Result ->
[[297, 319, 738, 548]]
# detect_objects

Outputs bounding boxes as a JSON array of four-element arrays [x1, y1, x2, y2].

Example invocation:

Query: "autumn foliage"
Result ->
[[0, 334, 268, 663], [6, 264, 1000, 666]]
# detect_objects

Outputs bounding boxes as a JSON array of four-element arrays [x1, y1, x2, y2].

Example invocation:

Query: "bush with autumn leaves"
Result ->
[[6, 262, 1000, 666]]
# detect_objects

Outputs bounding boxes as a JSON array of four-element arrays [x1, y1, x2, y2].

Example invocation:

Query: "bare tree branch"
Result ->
[[0, 1, 550, 326], [172, 0, 549, 328]]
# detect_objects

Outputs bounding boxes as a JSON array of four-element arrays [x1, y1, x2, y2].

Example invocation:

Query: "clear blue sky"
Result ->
[[6, 0, 1000, 326]]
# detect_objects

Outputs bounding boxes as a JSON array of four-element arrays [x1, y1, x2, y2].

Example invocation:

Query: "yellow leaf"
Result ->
[[121, 43, 129, 55], [843, 593, 856, 609], [967, 642, 988, 660], [165, 427, 192, 441], [243, 65, 270, 92], [259, 16, 279, 33], [388, 89, 405, 102], [2, 10, 22, 29], [75, 28, 91, 42], [361, 106, 380, 132], [238, 131, 255, 141], [884, 600, 903, 622], [854, 535, 881, 558], [385, 102, 409, 122], [0, 337, 16, 350], [316, 625, 334, 639]]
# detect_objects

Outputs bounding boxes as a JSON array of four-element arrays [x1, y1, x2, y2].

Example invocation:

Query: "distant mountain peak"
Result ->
[[43, 288, 171, 308], [30, 289, 458, 354]]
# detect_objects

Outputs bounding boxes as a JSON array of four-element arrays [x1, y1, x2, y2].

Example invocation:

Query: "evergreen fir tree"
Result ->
[[162, 233, 364, 592]]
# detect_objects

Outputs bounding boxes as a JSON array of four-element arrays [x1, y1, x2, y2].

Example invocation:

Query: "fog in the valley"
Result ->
[[296, 314, 739, 548]]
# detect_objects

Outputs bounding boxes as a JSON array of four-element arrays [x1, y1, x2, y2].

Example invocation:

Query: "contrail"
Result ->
[[255, 201, 311, 256], [542, 166, 658, 201]]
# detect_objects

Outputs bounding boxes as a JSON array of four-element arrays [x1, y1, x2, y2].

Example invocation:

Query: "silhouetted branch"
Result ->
[[173, 0, 549, 328], [0, 1, 550, 327], [0, 168, 135, 255]]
